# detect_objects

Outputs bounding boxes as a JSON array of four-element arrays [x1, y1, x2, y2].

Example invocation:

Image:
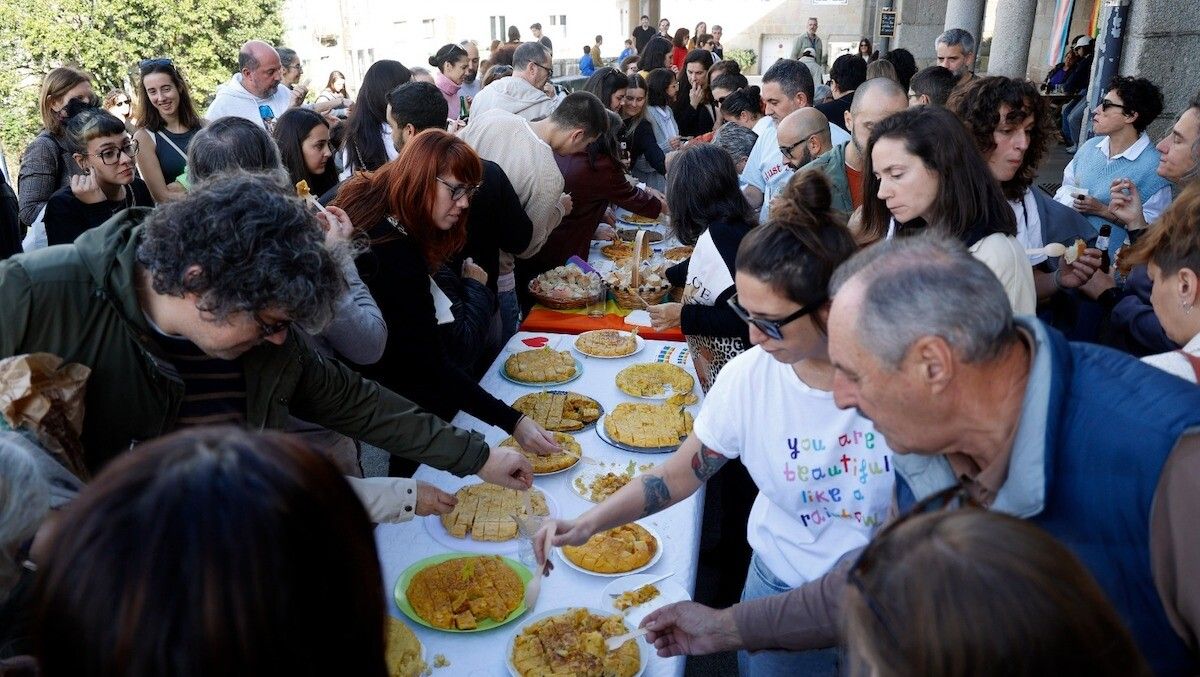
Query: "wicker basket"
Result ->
[[527, 275, 597, 310], [606, 230, 671, 308]]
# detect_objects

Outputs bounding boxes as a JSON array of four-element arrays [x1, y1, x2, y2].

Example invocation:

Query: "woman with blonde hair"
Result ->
[[17, 66, 95, 229]]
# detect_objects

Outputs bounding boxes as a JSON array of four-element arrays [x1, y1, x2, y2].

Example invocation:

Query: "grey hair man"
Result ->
[[638, 234, 1200, 675], [802, 76, 908, 212], [936, 28, 976, 81], [791, 16, 823, 64], [712, 122, 758, 173], [0, 173, 535, 491], [469, 41, 560, 121], [459, 40, 482, 98], [205, 40, 293, 127]]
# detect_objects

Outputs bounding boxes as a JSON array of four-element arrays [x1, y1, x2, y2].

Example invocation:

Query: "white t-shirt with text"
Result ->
[[692, 346, 895, 587]]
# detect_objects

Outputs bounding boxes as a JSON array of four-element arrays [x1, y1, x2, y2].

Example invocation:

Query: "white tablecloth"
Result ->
[[375, 331, 704, 677]]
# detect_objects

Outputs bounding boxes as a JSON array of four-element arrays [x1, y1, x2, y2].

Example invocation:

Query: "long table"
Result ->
[[374, 331, 704, 676]]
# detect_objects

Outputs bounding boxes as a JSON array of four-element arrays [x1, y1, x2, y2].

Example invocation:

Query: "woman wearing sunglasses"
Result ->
[[42, 104, 153, 247], [334, 129, 559, 477], [539, 171, 895, 676], [1054, 75, 1171, 256]]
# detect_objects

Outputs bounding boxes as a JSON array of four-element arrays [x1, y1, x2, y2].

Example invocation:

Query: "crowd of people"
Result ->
[[1, 15, 1199, 677]]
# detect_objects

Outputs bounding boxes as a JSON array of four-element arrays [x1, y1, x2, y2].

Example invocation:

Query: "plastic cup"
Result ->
[[517, 515, 546, 568]]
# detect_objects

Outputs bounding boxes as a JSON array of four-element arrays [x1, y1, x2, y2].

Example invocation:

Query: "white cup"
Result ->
[[1072, 187, 1090, 201]]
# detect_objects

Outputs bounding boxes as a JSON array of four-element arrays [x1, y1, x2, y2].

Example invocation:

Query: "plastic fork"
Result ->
[[605, 627, 650, 651]]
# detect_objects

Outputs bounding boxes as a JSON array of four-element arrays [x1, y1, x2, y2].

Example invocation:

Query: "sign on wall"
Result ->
[[879, 10, 897, 37]]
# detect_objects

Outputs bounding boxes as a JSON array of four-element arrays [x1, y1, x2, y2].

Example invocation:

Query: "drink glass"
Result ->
[[587, 275, 606, 317], [517, 515, 546, 569]]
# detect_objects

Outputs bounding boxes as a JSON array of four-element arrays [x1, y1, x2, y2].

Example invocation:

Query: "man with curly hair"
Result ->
[[947, 76, 1099, 307], [0, 173, 533, 494]]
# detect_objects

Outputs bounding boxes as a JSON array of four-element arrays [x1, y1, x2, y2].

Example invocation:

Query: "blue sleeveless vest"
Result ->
[[1073, 135, 1172, 255], [896, 320, 1200, 675]]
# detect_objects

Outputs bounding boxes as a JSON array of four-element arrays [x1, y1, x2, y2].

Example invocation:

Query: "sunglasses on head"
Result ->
[[139, 57, 176, 76], [727, 292, 825, 340]]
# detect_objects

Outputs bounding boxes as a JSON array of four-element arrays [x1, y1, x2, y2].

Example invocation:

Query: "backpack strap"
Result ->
[[1177, 350, 1200, 383]]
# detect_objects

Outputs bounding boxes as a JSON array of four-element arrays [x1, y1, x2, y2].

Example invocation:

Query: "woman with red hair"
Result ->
[[335, 129, 558, 476]]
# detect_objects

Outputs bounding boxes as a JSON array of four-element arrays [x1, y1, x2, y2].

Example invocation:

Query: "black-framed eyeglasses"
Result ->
[[1098, 98, 1131, 114], [531, 61, 553, 76], [778, 133, 817, 159], [727, 292, 825, 340], [436, 176, 483, 201], [82, 140, 139, 165], [253, 313, 293, 339], [113, 98, 130, 107], [845, 484, 978, 647]]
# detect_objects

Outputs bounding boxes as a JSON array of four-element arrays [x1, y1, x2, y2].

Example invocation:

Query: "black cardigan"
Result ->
[[355, 221, 520, 432], [665, 220, 752, 342], [453, 160, 534, 294]]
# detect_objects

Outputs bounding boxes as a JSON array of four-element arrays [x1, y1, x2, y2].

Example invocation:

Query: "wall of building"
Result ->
[[1119, 0, 1200, 141]]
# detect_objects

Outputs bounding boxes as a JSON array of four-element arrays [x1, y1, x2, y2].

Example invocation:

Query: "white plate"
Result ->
[[600, 574, 692, 627], [506, 607, 648, 677], [423, 487, 560, 555], [568, 461, 658, 503], [555, 522, 664, 578], [595, 414, 684, 454], [572, 331, 646, 359], [499, 356, 584, 388]]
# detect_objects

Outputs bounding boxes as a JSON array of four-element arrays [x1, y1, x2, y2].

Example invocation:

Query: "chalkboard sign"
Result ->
[[879, 10, 897, 37]]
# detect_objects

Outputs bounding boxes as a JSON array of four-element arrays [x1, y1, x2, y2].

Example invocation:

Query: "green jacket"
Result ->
[[800, 141, 853, 214], [0, 209, 490, 474]]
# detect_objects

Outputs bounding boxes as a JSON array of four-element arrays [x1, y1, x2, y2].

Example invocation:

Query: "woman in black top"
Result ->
[[133, 59, 204, 202], [673, 49, 717, 137], [647, 143, 754, 388], [274, 108, 338, 198], [622, 74, 667, 189], [334, 129, 559, 476], [43, 105, 153, 246]]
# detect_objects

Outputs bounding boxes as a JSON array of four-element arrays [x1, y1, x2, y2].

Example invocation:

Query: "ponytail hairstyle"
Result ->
[[720, 85, 762, 118], [735, 170, 857, 334], [428, 43, 469, 73]]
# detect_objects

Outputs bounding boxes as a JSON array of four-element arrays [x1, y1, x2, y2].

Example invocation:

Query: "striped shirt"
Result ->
[[149, 329, 247, 428]]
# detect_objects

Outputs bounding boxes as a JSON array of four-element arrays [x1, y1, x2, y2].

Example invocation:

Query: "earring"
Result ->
[[1184, 303, 1193, 315]]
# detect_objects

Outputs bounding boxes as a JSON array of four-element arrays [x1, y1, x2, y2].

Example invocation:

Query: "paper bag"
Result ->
[[0, 353, 92, 481]]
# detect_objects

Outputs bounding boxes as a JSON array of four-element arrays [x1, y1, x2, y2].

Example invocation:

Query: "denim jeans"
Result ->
[[737, 552, 841, 676], [1062, 97, 1088, 147], [499, 289, 521, 344]]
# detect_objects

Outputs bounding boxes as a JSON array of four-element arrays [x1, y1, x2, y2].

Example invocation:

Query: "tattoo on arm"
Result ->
[[691, 444, 729, 482], [641, 475, 672, 516]]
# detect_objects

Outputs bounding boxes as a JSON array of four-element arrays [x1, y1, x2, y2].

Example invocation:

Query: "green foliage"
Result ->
[[726, 48, 757, 74], [0, 0, 283, 162]]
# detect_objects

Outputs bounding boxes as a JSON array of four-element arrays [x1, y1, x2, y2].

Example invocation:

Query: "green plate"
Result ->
[[394, 553, 534, 633]]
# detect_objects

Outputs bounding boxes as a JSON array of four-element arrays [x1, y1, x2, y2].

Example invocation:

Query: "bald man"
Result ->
[[206, 39, 293, 129], [776, 108, 833, 170], [801, 76, 909, 212]]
